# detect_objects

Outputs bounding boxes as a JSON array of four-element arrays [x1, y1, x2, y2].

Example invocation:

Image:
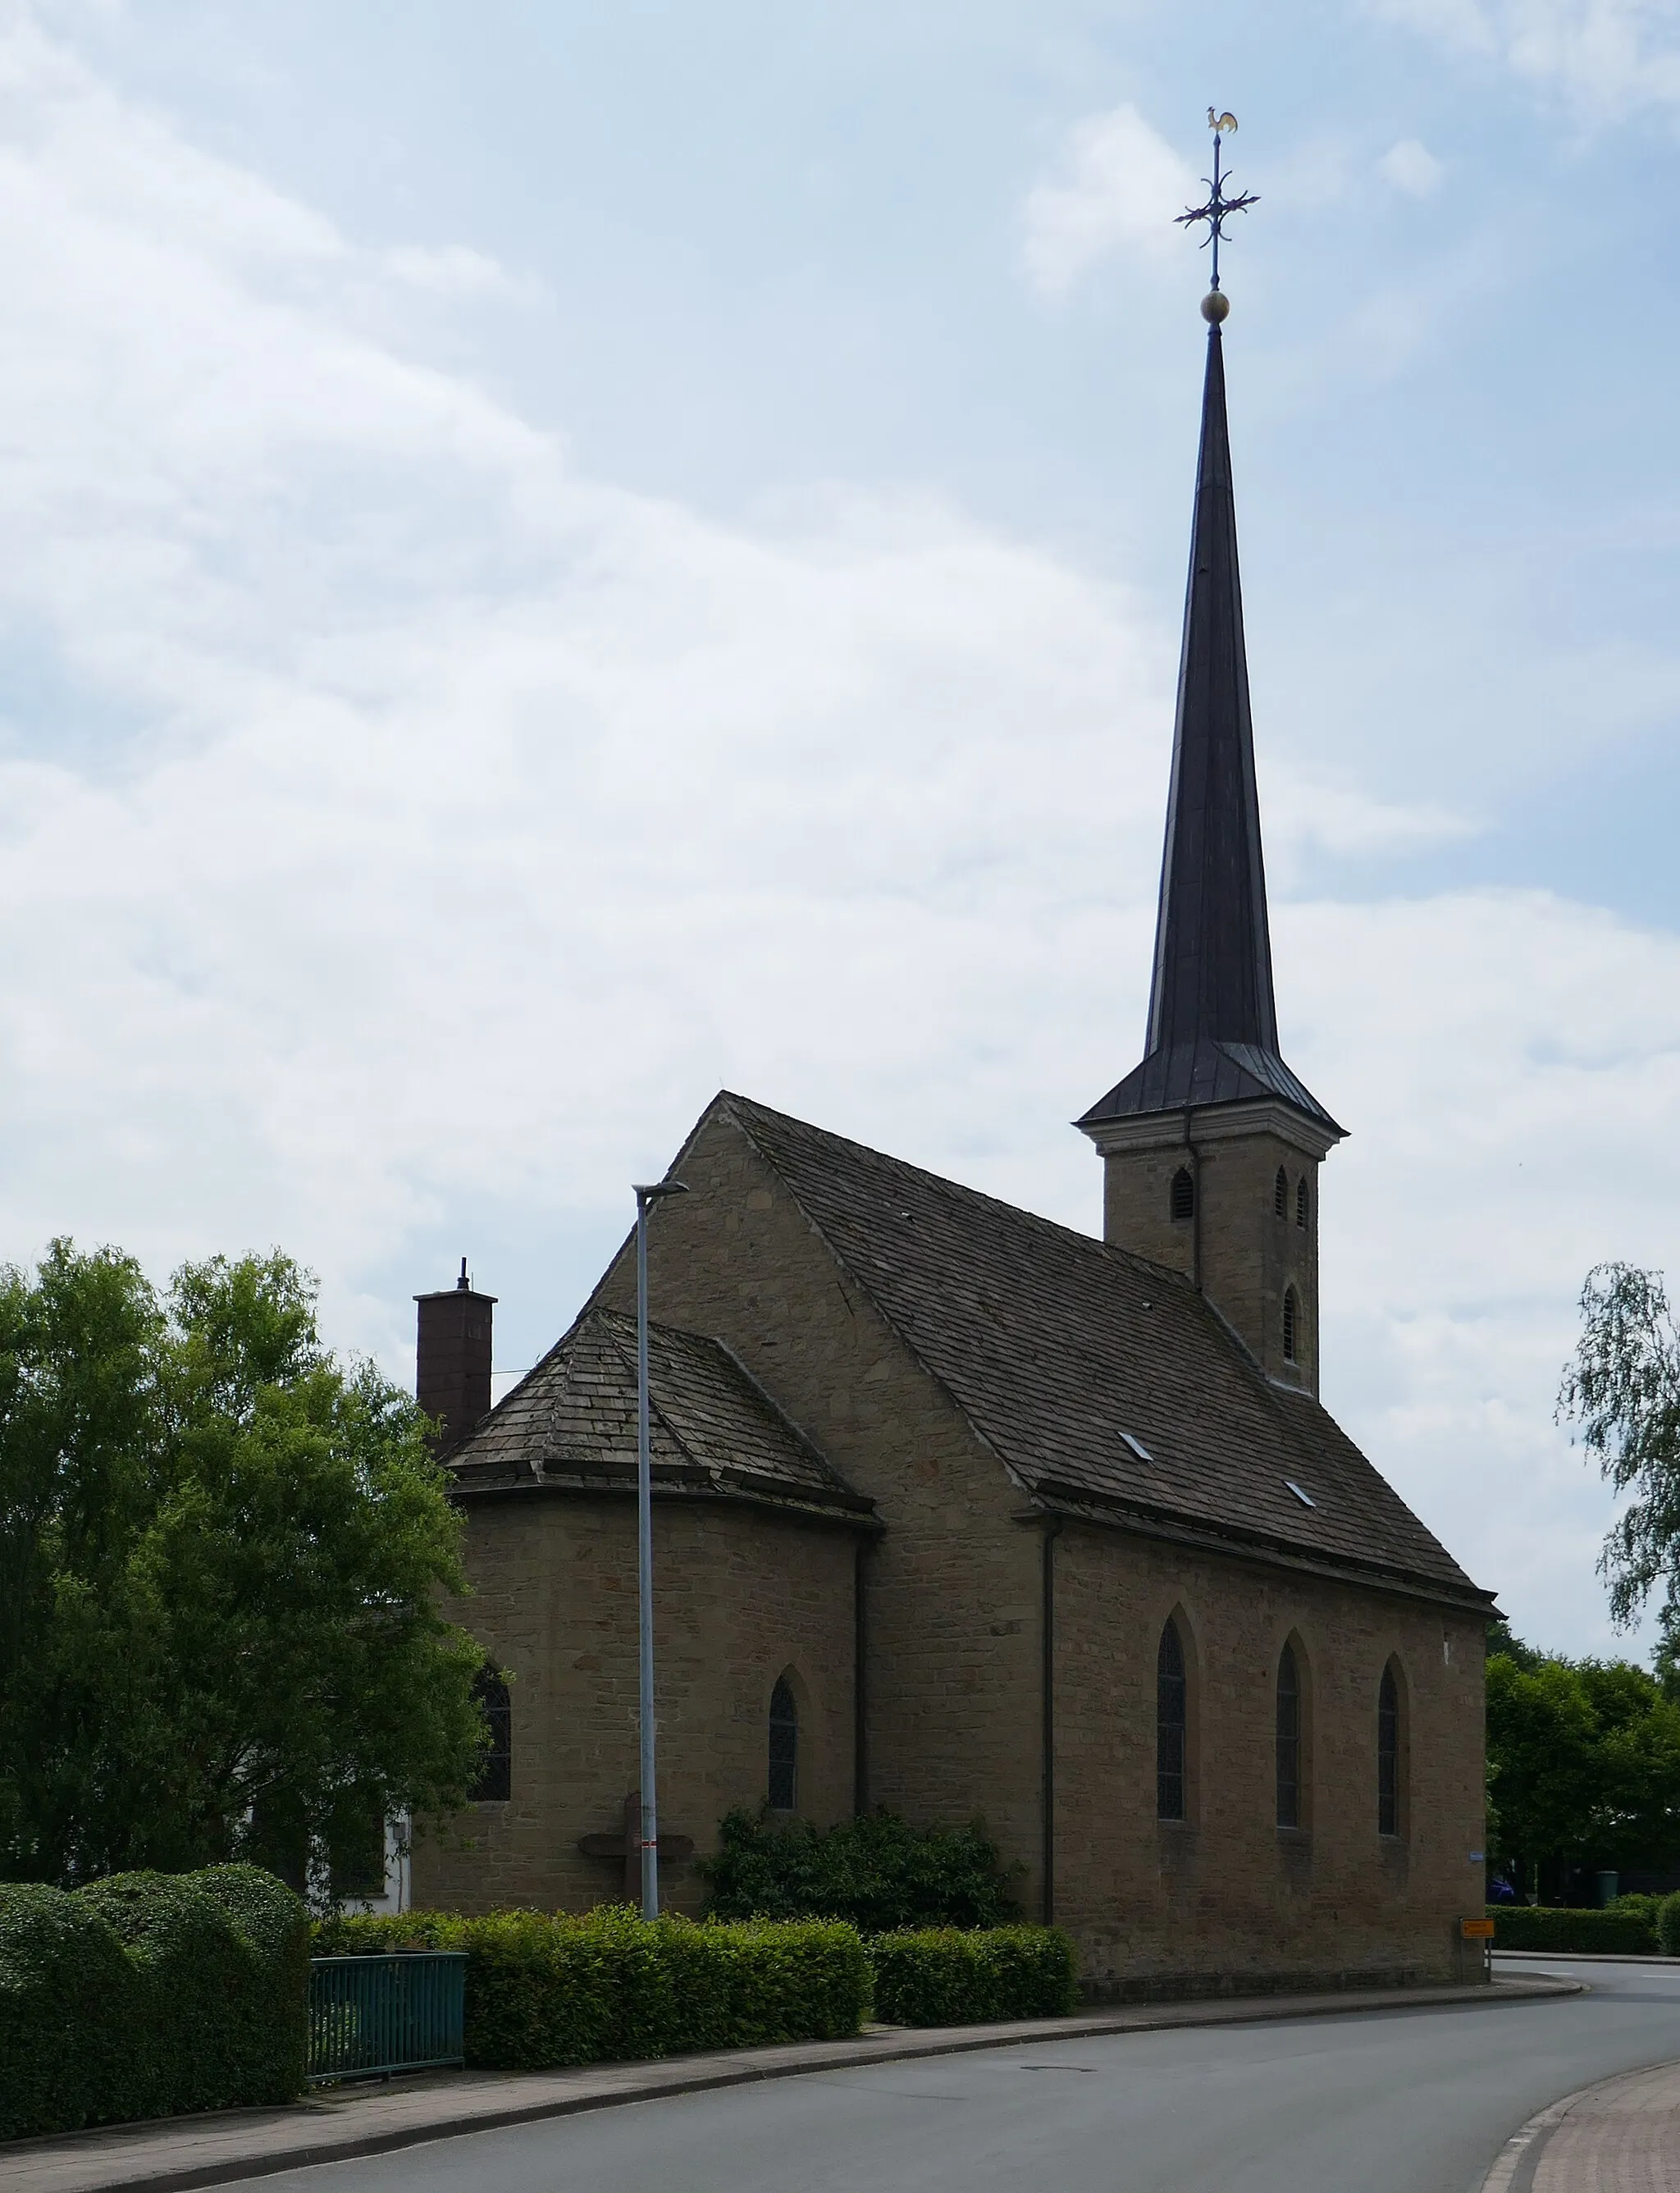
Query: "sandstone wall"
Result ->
[[411, 1492, 859, 1916], [1052, 1524, 1487, 1991], [587, 1103, 1047, 1876]]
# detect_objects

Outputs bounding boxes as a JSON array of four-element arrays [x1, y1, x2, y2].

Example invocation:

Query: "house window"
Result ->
[[1276, 1642, 1302, 1829], [1171, 1167, 1195, 1222], [470, 1667, 512, 1802], [769, 1674, 798, 1812], [1157, 1620, 1187, 1821], [1274, 1167, 1287, 1218], [1283, 1288, 1299, 1364], [1296, 1177, 1309, 1229], [1379, 1664, 1400, 1837]]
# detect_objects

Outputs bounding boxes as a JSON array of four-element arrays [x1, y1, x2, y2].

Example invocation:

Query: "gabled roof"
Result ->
[[448, 1304, 874, 1527], [1080, 319, 1338, 1139], [717, 1093, 1488, 1610]]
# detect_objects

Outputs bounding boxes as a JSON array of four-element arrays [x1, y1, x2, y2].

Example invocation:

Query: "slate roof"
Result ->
[[448, 1304, 874, 1527], [1080, 321, 1337, 1138], [719, 1093, 1489, 1610]]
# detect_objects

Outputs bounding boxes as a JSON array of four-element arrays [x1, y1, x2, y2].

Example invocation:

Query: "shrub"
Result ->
[[310, 1906, 872, 2069], [80, 1872, 261, 2116], [1608, 1892, 1662, 1928], [194, 1866, 312, 2101], [700, 1807, 1022, 1930], [704, 1918, 870, 2046], [1488, 1904, 1658, 1954], [0, 1866, 309, 2140], [1658, 1893, 1680, 1955], [0, 1884, 135, 2140], [869, 1926, 1078, 2026]]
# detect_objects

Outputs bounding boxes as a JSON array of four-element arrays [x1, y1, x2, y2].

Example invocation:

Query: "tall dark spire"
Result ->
[[1080, 315, 1339, 1134]]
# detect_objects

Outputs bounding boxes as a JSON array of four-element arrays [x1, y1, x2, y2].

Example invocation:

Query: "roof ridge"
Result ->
[[718, 1090, 1193, 1290]]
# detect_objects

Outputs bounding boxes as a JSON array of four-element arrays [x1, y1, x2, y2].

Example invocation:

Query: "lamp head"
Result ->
[[633, 1180, 690, 1208]]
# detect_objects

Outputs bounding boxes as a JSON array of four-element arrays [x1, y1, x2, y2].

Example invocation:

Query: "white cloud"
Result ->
[[381, 244, 527, 299], [1367, 0, 1680, 117], [0, 14, 1666, 1663], [1292, 888, 1680, 1654], [1380, 137, 1445, 194], [1019, 102, 1198, 295]]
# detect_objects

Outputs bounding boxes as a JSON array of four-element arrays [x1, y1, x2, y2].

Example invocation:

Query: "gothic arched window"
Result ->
[[1157, 1620, 1187, 1821], [768, 1674, 798, 1812], [470, 1667, 512, 1802], [1274, 1167, 1288, 1218], [1276, 1642, 1302, 1829], [1378, 1664, 1400, 1837], [1296, 1176, 1310, 1229], [1171, 1167, 1195, 1222], [1283, 1287, 1299, 1364]]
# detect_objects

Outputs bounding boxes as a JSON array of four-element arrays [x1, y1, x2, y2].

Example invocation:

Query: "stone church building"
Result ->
[[409, 303, 1495, 1995]]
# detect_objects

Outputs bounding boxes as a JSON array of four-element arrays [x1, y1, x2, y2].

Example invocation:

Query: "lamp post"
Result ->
[[632, 1178, 687, 1919]]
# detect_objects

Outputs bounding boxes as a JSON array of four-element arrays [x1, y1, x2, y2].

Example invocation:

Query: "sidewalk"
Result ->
[[4, 1972, 1576, 2193], [1480, 2057, 1680, 2191]]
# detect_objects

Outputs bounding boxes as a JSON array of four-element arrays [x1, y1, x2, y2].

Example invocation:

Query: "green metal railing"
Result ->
[[308, 1953, 467, 2083]]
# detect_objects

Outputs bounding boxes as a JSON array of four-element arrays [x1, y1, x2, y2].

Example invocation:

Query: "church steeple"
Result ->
[[1148, 320, 1277, 1069], [1080, 310, 1335, 1134], [1078, 214, 1343, 1394]]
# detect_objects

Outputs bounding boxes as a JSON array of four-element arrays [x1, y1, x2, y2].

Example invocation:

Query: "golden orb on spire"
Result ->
[[1201, 289, 1230, 323]]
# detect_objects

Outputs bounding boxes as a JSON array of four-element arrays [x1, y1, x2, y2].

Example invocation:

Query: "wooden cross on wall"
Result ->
[[578, 1790, 696, 1900]]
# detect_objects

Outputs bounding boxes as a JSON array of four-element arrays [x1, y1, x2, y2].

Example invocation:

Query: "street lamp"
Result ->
[[632, 1178, 687, 1920]]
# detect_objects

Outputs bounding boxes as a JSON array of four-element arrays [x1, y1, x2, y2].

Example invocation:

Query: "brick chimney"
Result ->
[[414, 1259, 496, 1453]]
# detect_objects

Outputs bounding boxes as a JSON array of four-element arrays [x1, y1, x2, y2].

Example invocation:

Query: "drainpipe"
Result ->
[[1042, 1517, 1064, 1926]]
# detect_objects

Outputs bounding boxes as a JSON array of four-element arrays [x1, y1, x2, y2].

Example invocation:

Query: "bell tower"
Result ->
[[1079, 259, 1343, 1395]]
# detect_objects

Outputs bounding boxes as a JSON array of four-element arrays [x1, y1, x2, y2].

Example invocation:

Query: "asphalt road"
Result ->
[[256, 1958, 1680, 2193]]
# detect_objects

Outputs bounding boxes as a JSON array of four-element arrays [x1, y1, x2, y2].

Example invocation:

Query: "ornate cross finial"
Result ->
[[1175, 113, 1258, 314]]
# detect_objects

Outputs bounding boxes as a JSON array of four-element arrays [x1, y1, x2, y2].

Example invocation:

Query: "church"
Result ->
[[408, 285, 1495, 1998]]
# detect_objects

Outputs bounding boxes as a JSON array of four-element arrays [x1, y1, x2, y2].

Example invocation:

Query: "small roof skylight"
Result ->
[[1284, 1478, 1316, 1508], [1121, 1432, 1153, 1463]]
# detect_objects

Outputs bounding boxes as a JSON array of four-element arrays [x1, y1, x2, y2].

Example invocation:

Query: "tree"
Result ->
[[1486, 1638, 1680, 1895], [1559, 1262, 1680, 1626], [0, 1241, 489, 1887]]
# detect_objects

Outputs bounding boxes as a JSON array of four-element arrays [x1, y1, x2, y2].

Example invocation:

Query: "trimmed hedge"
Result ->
[[701, 1807, 1022, 1930], [0, 1866, 308, 2141], [868, 1926, 1079, 2027], [1659, 1894, 1680, 1955], [1487, 1904, 1658, 1954], [312, 1907, 871, 2068], [0, 1883, 135, 2140]]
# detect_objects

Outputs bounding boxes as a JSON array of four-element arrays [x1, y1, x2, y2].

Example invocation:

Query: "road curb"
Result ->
[[1495, 1947, 1680, 1966], [2, 1975, 1579, 2193], [1475, 2057, 1680, 2193]]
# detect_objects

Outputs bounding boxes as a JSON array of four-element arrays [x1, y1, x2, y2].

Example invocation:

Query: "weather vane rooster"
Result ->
[[1176, 110, 1257, 317]]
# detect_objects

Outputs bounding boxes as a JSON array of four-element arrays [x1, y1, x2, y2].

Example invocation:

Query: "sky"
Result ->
[[0, 0, 1676, 1657]]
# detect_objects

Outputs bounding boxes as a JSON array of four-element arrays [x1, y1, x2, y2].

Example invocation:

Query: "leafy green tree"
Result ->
[[0, 1241, 488, 1886], [1486, 1640, 1680, 1895], [1559, 1262, 1680, 1626]]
